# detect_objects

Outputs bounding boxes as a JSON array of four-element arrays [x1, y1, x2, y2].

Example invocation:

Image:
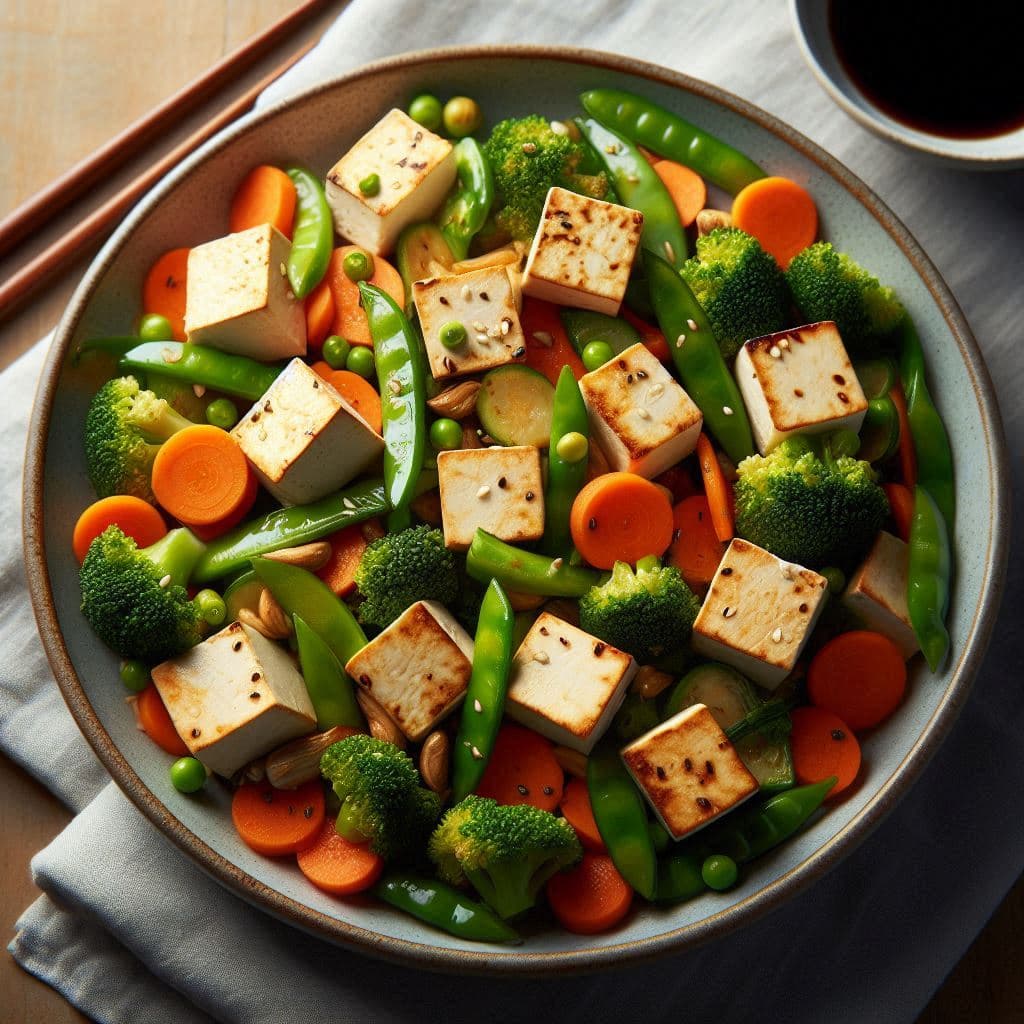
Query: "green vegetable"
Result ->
[[733, 431, 889, 568], [678, 227, 789, 362], [854, 358, 897, 400], [857, 396, 900, 463], [701, 854, 738, 891], [119, 342, 280, 401], [170, 757, 207, 794], [439, 321, 467, 349], [578, 556, 701, 663], [451, 580, 515, 803], [555, 430, 588, 465], [429, 795, 581, 919], [321, 735, 440, 862], [439, 138, 494, 261], [821, 566, 847, 594], [476, 364, 554, 447], [346, 345, 375, 379], [222, 570, 262, 621], [612, 691, 662, 742], [193, 588, 226, 627], [79, 526, 206, 662], [582, 340, 614, 371], [138, 313, 174, 341], [322, 335, 351, 370], [145, 372, 208, 422], [560, 308, 640, 359], [285, 167, 332, 299], [119, 659, 150, 692], [466, 529, 600, 597], [205, 397, 239, 430], [358, 173, 381, 197], [786, 242, 906, 351], [293, 615, 365, 730], [907, 485, 951, 671], [353, 525, 459, 629], [443, 96, 483, 138], [408, 93, 443, 132], [429, 417, 463, 451], [343, 250, 374, 282], [395, 223, 454, 313]]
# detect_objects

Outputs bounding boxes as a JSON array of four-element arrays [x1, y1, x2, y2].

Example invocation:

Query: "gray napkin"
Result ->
[[5, 2, 1022, 1022]]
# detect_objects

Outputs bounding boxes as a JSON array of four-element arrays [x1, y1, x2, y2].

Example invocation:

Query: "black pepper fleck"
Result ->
[[593, 642, 606, 657], [539, 626, 549, 636], [831, 728, 846, 741], [721, 567, 732, 575], [696, 797, 712, 811], [542, 786, 554, 796], [525, 491, 535, 501], [359, 674, 371, 686], [517, 784, 529, 796], [249, 691, 260, 700], [684, 757, 693, 771], [480, 291, 490, 301], [303, 805, 314, 819], [705, 760, 714, 775], [191, 728, 201, 738], [232, 641, 243, 652], [498, 476, 508, 489], [251, 672, 260, 682], [588, 516, 597, 530], [656, 766, 667, 780]]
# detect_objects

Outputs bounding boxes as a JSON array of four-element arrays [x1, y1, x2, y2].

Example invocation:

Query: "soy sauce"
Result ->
[[829, 0, 1024, 139]]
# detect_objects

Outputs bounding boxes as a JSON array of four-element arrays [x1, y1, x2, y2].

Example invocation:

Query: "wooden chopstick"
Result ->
[[0, 0, 329, 261], [0, 36, 318, 324]]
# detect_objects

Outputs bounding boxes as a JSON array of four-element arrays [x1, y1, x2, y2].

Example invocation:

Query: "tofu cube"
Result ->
[[344, 601, 473, 741], [735, 321, 868, 454], [325, 108, 455, 255], [580, 342, 703, 478], [413, 266, 526, 380], [232, 358, 383, 506], [507, 613, 637, 753], [621, 704, 759, 840], [842, 531, 919, 658], [152, 621, 315, 778], [522, 187, 643, 316], [436, 445, 544, 551], [693, 538, 829, 689], [184, 223, 306, 360]]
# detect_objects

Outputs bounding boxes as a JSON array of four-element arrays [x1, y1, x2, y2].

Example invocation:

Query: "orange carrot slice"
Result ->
[[310, 362, 383, 434], [142, 248, 190, 342], [547, 853, 633, 934], [732, 176, 818, 268], [520, 297, 586, 385], [475, 724, 564, 811], [622, 307, 671, 363], [883, 482, 914, 543], [231, 779, 325, 857], [315, 522, 377, 598], [789, 706, 861, 797], [305, 278, 336, 352], [652, 159, 707, 227], [696, 433, 734, 543], [296, 818, 384, 895], [73, 495, 166, 563], [327, 246, 404, 348], [229, 165, 297, 238], [136, 684, 188, 756], [890, 385, 917, 491], [668, 494, 726, 590], [560, 777, 606, 852]]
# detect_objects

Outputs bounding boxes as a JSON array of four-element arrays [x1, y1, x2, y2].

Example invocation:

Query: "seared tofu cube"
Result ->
[[185, 223, 306, 361], [232, 358, 383, 506], [580, 342, 703, 478], [843, 531, 919, 658], [621, 704, 759, 840], [152, 621, 315, 778], [507, 612, 637, 753], [735, 321, 868, 454], [693, 538, 829, 689], [522, 187, 643, 316], [344, 601, 473, 741], [413, 265, 526, 380], [436, 445, 544, 551], [325, 108, 455, 255]]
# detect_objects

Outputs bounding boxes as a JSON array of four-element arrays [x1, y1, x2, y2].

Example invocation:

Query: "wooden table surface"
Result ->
[[1, 3, 1021, 1021]]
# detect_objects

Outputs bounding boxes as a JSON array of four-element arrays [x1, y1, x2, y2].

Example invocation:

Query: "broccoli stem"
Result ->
[[144, 528, 207, 589], [335, 800, 372, 844], [465, 853, 558, 920], [126, 395, 194, 441]]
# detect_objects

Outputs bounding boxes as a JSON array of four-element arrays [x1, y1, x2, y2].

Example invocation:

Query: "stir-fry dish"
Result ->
[[73, 87, 954, 942]]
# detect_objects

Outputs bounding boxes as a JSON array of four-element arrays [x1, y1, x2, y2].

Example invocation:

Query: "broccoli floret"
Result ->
[[679, 227, 789, 361], [79, 525, 206, 662], [734, 431, 889, 568], [785, 242, 905, 351], [481, 115, 610, 241], [320, 735, 440, 863], [578, 556, 701, 662], [429, 795, 582, 919], [84, 375, 194, 501], [354, 525, 459, 629]]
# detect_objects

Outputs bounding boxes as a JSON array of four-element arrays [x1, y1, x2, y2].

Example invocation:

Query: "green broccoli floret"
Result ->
[[79, 525, 206, 662], [734, 431, 889, 568], [320, 734, 440, 863], [578, 556, 701, 662], [84, 375, 194, 501], [429, 795, 582, 919], [354, 525, 459, 629], [785, 242, 906, 351], [481, 115, 610, 241], [678, 227, 789, 362]]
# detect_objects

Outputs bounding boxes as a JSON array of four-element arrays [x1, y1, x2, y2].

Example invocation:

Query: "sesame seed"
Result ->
[[588, 517, 597, 530], [549, 558, 564, 572], [158, 574, 171, 588], [472, 320, 486, 332], [626, 173, 640, 184], [532, 330, 553, 347], [663, 240, 676, 263], [474, 699, 483, 713], [388, 377, 402, 395], [772, 627, 783, 643], [461, 285, 472, 301], [477, 485, 491, 499], [476, 333, 490, 344], [686, 318, 699, 331], [647, 382, 664, 402], [723, 606, 736, 618], [676, 334, 686, 348], [550, 120, 568, 135], [723, 405, 734, 416], [604, 142, 619, 154], [161, 346, 181, 364], [637, 408, 651, 420], [286, 291, 295, 302], [501, 319, 511, 335], [488, 326, 501, 339], [342, 497, 356, 509], [471, 745, 484, 760], [522, 142, 537, 154], [534, 651, 550, 664], [779, 337, 790, 349], [770, 345, 782, 359]]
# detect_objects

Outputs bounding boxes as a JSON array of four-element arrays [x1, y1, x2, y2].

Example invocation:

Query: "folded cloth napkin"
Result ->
[[5, 2, 1022, 1021]]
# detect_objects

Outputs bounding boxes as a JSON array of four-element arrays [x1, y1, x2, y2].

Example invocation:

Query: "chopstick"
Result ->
[[0, 0, 328, 261], [0, 36, 318, 323]]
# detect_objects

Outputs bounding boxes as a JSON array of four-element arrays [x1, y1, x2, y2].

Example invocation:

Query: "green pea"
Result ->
[[555, 430, 588, 464], [205, 397, 239, 430], [831, 429, 861, 458], [342, 250, 375, 283], [138, 313, 174, 341], [322, 335, 352, 370], [408, 93, 443, 132], [582, 340, 614, 371], [701, 853, 738, 891], [170, 757, 207, 794], [821, 566, 847, 594], [443, 96, 483, 138], [358, 173, 381, 197], [439, 321, 467, 350], [346, 345, 376, 379], [119, 659, 150, 692], [430, 417, 463, 451], [194, 589, 226, 627]]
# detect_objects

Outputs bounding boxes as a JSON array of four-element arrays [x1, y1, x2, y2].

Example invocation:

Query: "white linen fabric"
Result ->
[[4, 2, 1021, 1021]]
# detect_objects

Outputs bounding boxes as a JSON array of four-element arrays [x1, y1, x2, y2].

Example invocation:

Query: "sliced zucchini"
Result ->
[[224, 570, 263, 621], [476, 364, 554, 448], [858, 395, 901, 463], [854, 358, 897, 401], [560, 308, 641, 358], [396, 223, 454, 311]]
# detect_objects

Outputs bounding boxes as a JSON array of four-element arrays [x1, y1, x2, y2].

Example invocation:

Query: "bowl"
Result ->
[[790, 0, 1024, 169], [23, 45, 1010, 973]]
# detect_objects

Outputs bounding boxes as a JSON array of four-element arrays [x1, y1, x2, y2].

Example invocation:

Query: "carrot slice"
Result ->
[[696, 433, 734, 543], [315, 522, 377, 597], [889, 385, 917, 490], [296, 818, 384, 895], [883, 482, 914, 542], [789, 706, 861, 797], [732, 176, 818, 268], [73, 495, 167, 563], [560, 777, 606, 852], [654, 463, 700, 504], [668, 494, 726, 590], [621, 307, 671, 363], [651, 159, 707, 228], [808, 630, 907, 730], [305, 278, 336, 352], [327, 245, 404, 348], [229, 164, 297, 238], [546, 853, 633, 934], [520, 297, 586, 385], [136, 684, 188, 756], [231, 779, 325, 857], [188, 467, 259, 542], [475, 724, 564, 811], [151, 425, 254, 527], [142, 248, 190, 342], [310, 362, 383, 434]]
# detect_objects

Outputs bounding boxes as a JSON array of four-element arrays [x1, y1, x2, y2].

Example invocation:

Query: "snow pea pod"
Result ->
[[73, 335, 145, 364], [451, 579, 515, 803], [293, 615, 365, 730], [540, 366, 589, 556], [643, 250, 754, 464], [285, 167, 333, 299], [580, 88, 765, 195], [575, 116, 688, 268], [119, 342, 281, 401], [907, 485, 951, 671], [466, 529, 600, 597], [438, 138, 494, 261]]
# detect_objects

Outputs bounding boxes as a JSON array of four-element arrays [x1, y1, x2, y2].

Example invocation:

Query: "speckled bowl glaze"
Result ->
[[24, 47, 1009, 974]]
